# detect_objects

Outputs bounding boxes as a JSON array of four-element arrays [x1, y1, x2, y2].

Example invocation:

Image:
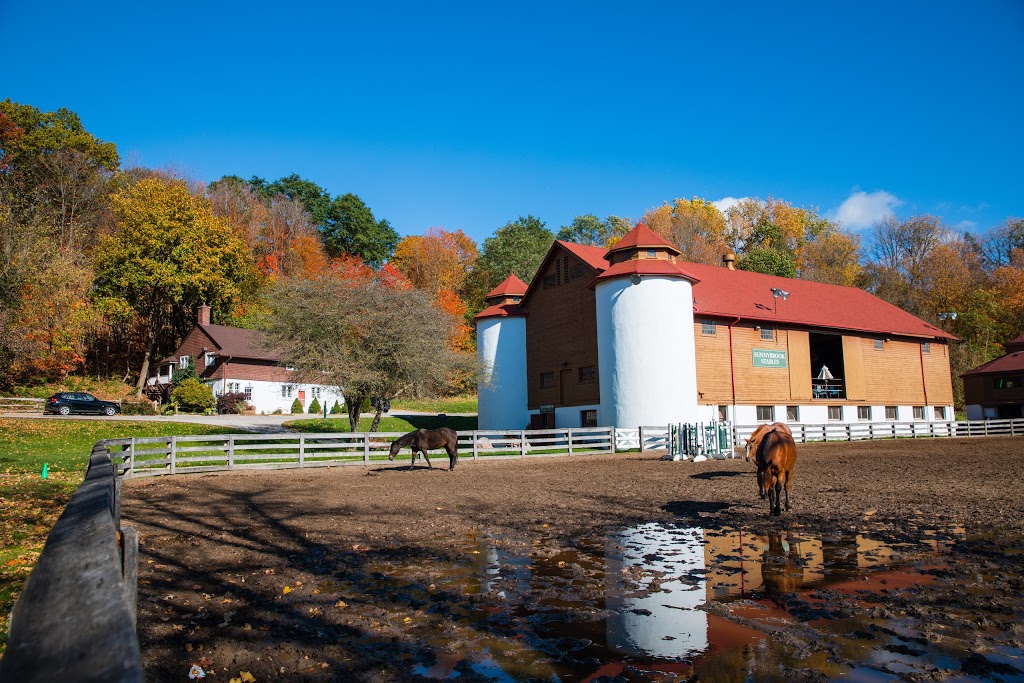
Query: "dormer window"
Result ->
[[646, 249, 656, 259]]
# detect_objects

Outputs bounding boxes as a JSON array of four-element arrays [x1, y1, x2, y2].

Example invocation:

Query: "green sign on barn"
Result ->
[[752, 348, 787, 368]]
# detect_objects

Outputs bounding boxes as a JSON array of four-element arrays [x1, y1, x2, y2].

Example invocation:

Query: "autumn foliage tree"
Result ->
[[391, 228, 478, 295], [94, 177, 258, 394]]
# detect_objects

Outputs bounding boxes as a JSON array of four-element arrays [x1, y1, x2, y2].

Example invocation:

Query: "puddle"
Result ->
[[323, 522, 1024, 681]]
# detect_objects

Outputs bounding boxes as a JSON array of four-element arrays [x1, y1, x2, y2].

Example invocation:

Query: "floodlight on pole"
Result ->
[[938, 312, 957, 321], [770, 288, 790, 315]]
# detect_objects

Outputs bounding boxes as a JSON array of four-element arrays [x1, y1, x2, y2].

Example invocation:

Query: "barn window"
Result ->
[[540, 372, 555, 388], [646, 249, 657, 259], [786, 406, 799, 421], [858, 406, 871, 421], [913, 406, 925, 420], [760, 327, 774, 341], [578, 366, 596, 383], [581, 409, 597, 427], [828, 406, 842, 421], [935, 406, 946, 420], [717, 405, 728, 422], [922, 342, 931, 353], [874, 338, 884, 350], [701, 320, 716, 335], [756, 405, 774, 421], [885, 406, 897, 420]]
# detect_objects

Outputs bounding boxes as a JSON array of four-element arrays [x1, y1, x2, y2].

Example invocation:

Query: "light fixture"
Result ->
[[754, 325, 761, 330], [938, 312, 957, 321], [629, 274, 642, 285], [770, 288, 790, 300]]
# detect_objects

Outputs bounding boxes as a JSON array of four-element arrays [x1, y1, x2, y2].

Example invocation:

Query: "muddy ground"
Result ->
[[123, 437, 1024, 682]]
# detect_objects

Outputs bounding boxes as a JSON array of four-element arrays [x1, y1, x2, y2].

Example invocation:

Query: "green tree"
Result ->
[[322, 193, 399, 267], [94, 177, 258, 395], [738, 247, 797, 278], [258, 173, 331, 228], [556, 214, 629, 247], [172, 377, 215, 413], [468, 215, 554, 313]]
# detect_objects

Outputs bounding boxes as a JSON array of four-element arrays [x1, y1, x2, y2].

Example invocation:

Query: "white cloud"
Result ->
[[833, 190, 901, 230], [712, 196, 748, 215]]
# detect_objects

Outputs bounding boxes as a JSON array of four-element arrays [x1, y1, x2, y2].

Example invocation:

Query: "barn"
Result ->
[[475, 224, 955, 430], [961, 333, 1024, 420]]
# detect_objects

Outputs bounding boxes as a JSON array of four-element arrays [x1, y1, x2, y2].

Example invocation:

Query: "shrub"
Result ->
[[290, 397, 304, 414], [120, 398, 157, 415], [171, 378, 215, 413], [330, 400, 343, 414], [217, 391, 249, 415], [171, 362, 198, 386], [308, 397, 321, 415]]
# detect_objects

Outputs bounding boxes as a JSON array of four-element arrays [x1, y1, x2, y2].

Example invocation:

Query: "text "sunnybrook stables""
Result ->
[[752, 349, 788, 368]]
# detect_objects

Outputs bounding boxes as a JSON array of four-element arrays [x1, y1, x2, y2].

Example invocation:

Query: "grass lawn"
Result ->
[[285, 414, 477, 433], [0, 418, 236, 658], [389, 394, 477, 414]]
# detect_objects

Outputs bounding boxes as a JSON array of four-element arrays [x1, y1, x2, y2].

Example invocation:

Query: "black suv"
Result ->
[[45, 392, 121, 416]]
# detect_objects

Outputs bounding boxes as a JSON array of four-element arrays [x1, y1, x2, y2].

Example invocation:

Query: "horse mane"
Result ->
[[756, 428, 777, 466]]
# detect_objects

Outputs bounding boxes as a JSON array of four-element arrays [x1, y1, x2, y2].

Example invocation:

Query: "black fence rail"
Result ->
[[0, 444, 142, 682]]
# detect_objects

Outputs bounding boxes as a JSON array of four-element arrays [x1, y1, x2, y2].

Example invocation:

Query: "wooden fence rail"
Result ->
[[0, 444, 142, 682], [0, 396, 44, 413], [731, 418, 1024, 445], [108, 427, 617, 478]]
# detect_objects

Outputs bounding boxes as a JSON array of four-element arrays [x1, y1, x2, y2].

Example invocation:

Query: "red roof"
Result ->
[[474, 303, 527, 320], [558, 240, 609, 270], [605, 223, 680, 255], [961, 350, 1024, 377], [683, 263, 954, 340], [589, 258, 700, 286], [486, 274, 528, 298], [202, 324, 283, 361], [1006, 334, 1024, 353]]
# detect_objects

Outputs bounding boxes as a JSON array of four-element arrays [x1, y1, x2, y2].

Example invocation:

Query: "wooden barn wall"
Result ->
[[525, 247, 601, 409], [693, 320, 954, 408]]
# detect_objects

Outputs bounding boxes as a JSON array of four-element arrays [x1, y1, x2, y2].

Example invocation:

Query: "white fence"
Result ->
[[109, 427, 616, 478], [732, 419, 1024, 444]]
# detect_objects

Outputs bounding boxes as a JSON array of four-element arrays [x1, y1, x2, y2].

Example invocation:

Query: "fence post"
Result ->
[[520, 430, 527, 457], [639, 426, 646, 452], [363, 433, 370, 463], [121, 525, 139, 628], [568, 428, 574, 456], [299, 434, 305, 468], [610, 427, 617, 454], [472, 430, 479, 460], [912, 422, 917, 438], [228, 436, 235, 470], [126, 438, 135, 478], [169, 436, 177, 474], [846, 423, 851, 441]]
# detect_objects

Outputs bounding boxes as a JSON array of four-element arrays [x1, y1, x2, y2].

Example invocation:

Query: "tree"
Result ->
[[862, 214, 947, 316], [641, 198, 728, 264], [468, 215, 554, 313], [390, 228, 478, 295], [981, 218, 1024, 268], [261, 277, 475, 431], [556, 214, 630, 247], [322, 193, 399, 267], [738, 246, 797, 278], [258, 173, 331, 228], [94, 177, 258, 395], [799, 231, 861, 286]]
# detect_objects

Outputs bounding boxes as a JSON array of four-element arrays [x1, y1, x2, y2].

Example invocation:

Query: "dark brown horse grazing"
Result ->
[[755, 428, 798, 516], [388, 428, 459, 471]]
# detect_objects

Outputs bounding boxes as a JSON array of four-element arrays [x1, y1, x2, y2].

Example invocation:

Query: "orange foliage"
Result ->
[[391, 228, 478, 295], [435, 288, 473, 351]]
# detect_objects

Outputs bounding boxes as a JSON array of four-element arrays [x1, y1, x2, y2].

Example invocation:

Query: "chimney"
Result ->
[[723, 252, 736, 270], [198, 304, 211, 326]]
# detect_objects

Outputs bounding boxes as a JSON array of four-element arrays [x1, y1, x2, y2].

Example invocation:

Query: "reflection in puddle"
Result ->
[[338, 521, 1024, 681]]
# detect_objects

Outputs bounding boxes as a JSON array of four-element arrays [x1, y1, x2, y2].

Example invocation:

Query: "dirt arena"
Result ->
[[123, 436, 1024, 682]]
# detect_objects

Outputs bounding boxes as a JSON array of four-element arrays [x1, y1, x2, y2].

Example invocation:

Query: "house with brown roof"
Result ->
[[146, 306, 341, 414], [961, 334, 1024, 420], [476, 224, 956, 430]]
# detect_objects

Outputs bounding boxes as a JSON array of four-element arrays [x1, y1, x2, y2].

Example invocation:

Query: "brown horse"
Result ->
[[388, 428, 459, 471], [744, 423, 794, 498], [755, 428, 797, 516]]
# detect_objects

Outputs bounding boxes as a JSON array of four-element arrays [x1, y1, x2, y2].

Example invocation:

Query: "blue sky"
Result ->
[[4, 1, 1022, 244]]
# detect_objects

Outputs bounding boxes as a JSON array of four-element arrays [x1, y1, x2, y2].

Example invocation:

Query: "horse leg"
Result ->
[[446, 444, 457, 471], [784, 469, 793, 511], [773, 479, 783, 516], [422, 450, 433, 469], [409, 449, 416, 470]]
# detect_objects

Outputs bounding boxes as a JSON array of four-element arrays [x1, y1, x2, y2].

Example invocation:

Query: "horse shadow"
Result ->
[[689, 471, 747, 481], [661, 500, 733, 519]]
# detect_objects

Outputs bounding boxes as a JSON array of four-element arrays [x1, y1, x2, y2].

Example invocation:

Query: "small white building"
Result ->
[[146, 306, 341, 414]]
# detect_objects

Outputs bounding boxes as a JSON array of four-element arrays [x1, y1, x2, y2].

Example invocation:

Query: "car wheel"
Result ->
[[58, 405, 71, 416], [104, 406, 117, 416]]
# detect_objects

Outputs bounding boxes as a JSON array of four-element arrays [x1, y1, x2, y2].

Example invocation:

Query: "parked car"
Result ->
[[45, 392, 121, 416]]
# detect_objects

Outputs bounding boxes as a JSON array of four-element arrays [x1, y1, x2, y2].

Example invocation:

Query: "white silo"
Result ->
[[475, 274, 530, 430], [594, 224, 699, 428]]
